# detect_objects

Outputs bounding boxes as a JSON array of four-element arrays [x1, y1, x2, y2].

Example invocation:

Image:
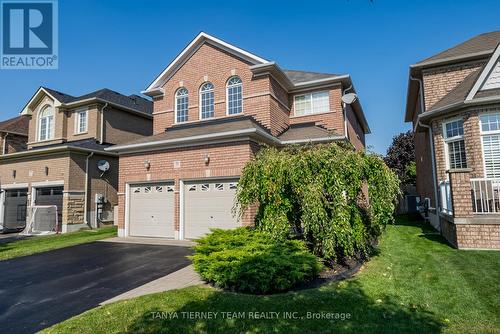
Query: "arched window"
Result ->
[[175, 88, 189, 123], [199, 82, 215, 119], [38, 105, 54, 141], [227, 76, 242, 115]]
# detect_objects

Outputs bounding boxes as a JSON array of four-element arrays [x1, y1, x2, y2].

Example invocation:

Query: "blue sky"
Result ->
[[1, 0, 499, 154]]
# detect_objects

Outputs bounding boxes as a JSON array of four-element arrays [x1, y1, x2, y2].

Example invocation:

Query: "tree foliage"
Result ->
[[384, 130, 416, 186], [236, 143, 400, 264]]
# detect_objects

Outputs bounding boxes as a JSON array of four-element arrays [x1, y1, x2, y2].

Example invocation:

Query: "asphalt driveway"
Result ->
[[0, 241, 192, 333]]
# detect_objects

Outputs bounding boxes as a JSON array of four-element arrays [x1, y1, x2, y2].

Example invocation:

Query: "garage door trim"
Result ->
[[180, 176, 240, 240], [125, 179, 175, 238]]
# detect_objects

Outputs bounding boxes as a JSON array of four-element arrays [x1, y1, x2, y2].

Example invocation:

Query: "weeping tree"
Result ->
[[236, 143, 400, 264]]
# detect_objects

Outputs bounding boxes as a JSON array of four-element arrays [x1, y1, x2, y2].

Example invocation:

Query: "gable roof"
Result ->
[[415, 30, 500, 67], [466, 43, 500, 101], [426, 69, 481, 113], [0, 115, 29, 136], [143, 32, 270, 95], [21, 87, 153, 117], [406, 30, 500, 123]]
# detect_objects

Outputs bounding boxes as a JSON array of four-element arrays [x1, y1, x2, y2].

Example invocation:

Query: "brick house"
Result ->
[[0, 87, 152, 232], [406, 30, 500, 249], [108, 33, 370, 240]]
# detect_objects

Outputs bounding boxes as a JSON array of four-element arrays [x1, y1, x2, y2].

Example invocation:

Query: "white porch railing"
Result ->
[[439, 180, 453, 215], [471, 178, 500, 214]]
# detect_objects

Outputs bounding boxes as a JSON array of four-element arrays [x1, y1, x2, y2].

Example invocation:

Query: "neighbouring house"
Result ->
[[107, 32, 370, 240], [0, 87, 153, 232], [0, 115, 29, 155], [406, 30, 500, 249]]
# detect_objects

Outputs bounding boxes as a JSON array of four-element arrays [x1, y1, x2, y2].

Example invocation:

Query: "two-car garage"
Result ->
[[127, 178, 240, 240]]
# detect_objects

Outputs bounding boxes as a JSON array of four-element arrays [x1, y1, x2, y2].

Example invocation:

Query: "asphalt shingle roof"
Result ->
[[283, 69, 340, 84], [41, 87, 153, 115], [0, 115, 29, 135], [278, 123, 341, 141], [31, 138, 113, 153], [416, 30, 500, 66]]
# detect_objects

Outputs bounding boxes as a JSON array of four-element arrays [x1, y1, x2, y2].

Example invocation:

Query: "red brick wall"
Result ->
[[152, 43, 348, 138], [289, 87, 344, 133], [455, 224, 500, 249], [422, 61, 485, 110], [152, 43, 289, 136], [345, 104, 365, 150], [117, 141, 260, 234]]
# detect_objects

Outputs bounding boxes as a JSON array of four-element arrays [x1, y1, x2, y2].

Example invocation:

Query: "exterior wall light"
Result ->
[[204, 154, 210, 165], [144, 160, 151, 170], [12, 170, 16, 179], [45, 166, 49, 176]]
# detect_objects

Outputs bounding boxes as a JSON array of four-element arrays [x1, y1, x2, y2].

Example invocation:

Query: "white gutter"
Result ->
[[0, 145, 118, 160], [2, 133, 8, 155], [84, 152, 94, 228], [99, 103, 108, 144], [410, 75, 441, 230], [107, 126, 346, 153], [342, 85, 353, 141]]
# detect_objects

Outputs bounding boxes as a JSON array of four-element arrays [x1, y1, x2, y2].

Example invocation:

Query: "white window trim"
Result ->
[[199, 82, 215, 120], [37, 105, 55, 142], [226, 76, 243, 116], [479, 111, 500, 179], [442, 118, 466, 171], [174, 88, 189, 124], [293, 91, 330, 117], [74, 107, 88, 135]]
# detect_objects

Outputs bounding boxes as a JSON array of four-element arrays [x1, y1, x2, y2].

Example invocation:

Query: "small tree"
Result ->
[[236, 143, 400, 264], [384, 131, 415, 186]]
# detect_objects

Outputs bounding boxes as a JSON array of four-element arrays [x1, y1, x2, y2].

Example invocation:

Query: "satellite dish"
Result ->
[[341, 93, 358, 105], [97, 160, 110, 172]]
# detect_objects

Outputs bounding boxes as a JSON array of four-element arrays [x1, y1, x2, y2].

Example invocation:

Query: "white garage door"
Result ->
[[184, 179, 240, 239], [129, 183, 175, 238]]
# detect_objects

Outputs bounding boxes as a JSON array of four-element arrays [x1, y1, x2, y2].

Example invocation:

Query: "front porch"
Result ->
[[438, 169, 500, 249]]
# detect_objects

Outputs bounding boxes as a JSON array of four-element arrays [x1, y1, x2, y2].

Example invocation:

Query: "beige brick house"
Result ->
[[108, 33, 370, 240], [0, 87, 152, 232], [406, 30, 500, 249]]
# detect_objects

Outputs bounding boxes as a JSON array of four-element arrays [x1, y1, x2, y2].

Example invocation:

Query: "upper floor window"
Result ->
[[227, 76, 242, 115], [443, 119, 467, 170], [200, 82, 215, 119], [480, 113, 500, 178], [294, 91, 330, 116], [175, 88, 189, 123], [38, 105, 54, 141], [75, 108, 88, 134]]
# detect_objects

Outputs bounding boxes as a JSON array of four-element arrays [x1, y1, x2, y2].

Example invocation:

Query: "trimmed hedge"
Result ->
[[191, 227, 323, 294]]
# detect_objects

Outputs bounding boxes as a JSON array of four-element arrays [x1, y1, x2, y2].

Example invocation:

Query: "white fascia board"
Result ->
[[144, 32, 269, 93], [280, 136, 346, 145], [107, 128, 278, 152], [63, 98, 153, 119], [21, 87, 62, 115], [0, 146, 118, 160], [466, 44, 500, 101]]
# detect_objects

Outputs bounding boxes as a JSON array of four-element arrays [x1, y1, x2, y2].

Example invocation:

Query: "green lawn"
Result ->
[[0, 226, 116, 261], [43, 217, 500, 334]]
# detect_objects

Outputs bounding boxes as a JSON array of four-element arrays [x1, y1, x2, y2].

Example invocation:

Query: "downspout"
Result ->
[[2, 133, 8, 155], [84, 152, 94, 228], [410, 74, 441, 231], [99, 103, 108, 145], [342, 85, 353, 141]]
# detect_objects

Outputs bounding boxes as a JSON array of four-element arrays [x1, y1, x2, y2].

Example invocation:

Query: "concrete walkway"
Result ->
[[101, 265, 204, 305]]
